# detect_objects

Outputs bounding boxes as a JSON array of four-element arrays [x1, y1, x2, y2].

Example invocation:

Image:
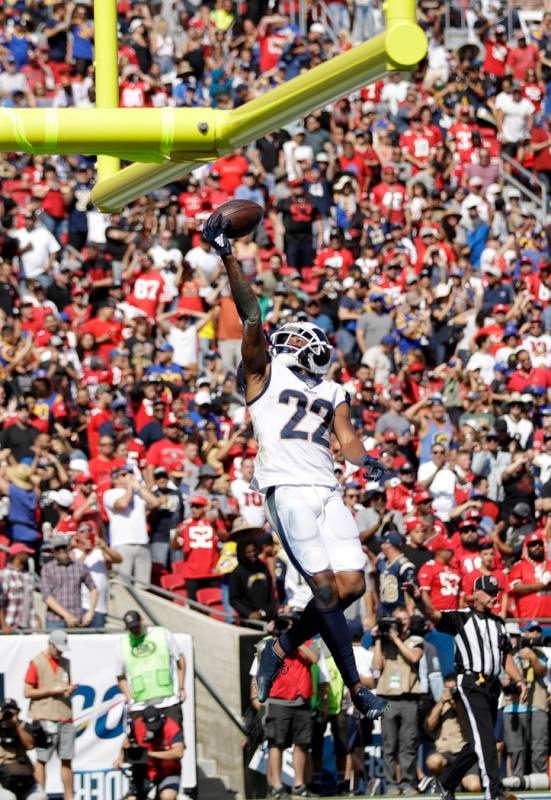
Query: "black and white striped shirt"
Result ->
[[436, 609, 512, 678]]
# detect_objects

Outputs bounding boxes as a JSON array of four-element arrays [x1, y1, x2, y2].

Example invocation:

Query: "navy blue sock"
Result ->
[[279, 600, 319, 654], [315, 605, 360, 689], [280, 601, 360, 688]]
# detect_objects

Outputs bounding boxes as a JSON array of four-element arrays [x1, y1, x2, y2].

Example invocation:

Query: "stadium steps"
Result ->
[[196, 742, 235, 799]]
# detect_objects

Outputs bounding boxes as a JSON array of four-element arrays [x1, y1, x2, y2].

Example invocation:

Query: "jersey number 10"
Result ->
[[279, 389, 334, 448]]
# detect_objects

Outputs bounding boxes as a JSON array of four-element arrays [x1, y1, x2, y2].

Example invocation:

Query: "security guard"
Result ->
[[406, 575, 527, 800], [115, 610, 186, 726]]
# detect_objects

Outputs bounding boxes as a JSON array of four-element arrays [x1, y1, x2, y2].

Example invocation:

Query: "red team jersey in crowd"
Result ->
[[361, 80, 384, 104], [146, 438, 186, 472], [400, 129, 434, 172], [127, 270, 168, 319], [461, 567, 507, 607], [175, 517, 219, 578], [369, 182, 407, 224], [418, 559, 461, 610], [87, 407, 114, 458], [483, 39, 509, 77], [448, 121, 478, 164], [508, 559, 551, 618]]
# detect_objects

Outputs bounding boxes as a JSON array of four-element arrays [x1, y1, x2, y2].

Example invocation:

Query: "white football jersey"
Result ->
[[230, 478, 266, 527], [249, 359, 347, 492]]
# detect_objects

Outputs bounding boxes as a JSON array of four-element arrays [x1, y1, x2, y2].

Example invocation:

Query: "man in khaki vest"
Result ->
[[23, 630, 76, 800], [425, 673, 481, 792], [372, 605, 423, 794], [502, 621, 549, 777]]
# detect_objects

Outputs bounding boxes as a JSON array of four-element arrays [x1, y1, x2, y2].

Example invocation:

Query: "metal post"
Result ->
[[91, 2, 427, 209], [93, 0, 120, 182]]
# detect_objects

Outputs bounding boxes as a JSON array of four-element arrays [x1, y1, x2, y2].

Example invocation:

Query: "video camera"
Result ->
[[122, 706, 167, 800], [511, 634, 551, 652], [377, 616, 403, 638], [0, 700, 18, 747], [0, 700, 51, 751]]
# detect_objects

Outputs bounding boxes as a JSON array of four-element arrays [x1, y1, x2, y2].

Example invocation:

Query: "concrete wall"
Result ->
[[109, 582, 261, 800]]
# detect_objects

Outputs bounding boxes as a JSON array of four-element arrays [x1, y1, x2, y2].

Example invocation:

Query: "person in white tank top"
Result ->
[[203, 211, 389, 725]]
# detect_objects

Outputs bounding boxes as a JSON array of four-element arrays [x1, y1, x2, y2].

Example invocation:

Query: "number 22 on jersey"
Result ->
[[278, 389, 334, 447]]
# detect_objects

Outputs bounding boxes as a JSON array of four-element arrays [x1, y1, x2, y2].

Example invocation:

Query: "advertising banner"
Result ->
[[0, 633, 196, 799]]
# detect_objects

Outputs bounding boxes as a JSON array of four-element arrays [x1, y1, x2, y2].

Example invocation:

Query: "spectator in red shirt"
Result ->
[[215, 151, 250, 195], [418, 538, 461, 610], [481, 23, 510, 80], [122, 252, 169, 321], [80, 302, 123, 365], [460, 539, 508, 617], [506, 30, 541, 82], [450, 519, 484, 575], [507, 349, 551, 392], [171, 495, 219, 599], [508, 532, 551, 618], [87, 384, 114, 458], [386, 462, 419, 515], [529, 117, 551, 194], [89, 435, 123, 486], [145, 414, 187, 483]]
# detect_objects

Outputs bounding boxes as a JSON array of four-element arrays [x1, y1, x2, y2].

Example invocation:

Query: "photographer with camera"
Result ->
[[502, 621, 549, 779], [114, 705, 184, 800], [372, 606, 424, 795], [0, 699, 46, 800], [424, 674, 481, 792]]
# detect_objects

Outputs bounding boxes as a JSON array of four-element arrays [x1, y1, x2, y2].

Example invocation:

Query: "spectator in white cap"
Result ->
[[24, 628, 76, 800], [103, 466, 160, 583]]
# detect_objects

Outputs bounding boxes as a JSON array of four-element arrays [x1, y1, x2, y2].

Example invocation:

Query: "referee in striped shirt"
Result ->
[[406, 574, 527, 800]]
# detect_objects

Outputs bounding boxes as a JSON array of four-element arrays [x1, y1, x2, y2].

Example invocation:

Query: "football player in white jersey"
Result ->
[[203, 212, 389, 720]]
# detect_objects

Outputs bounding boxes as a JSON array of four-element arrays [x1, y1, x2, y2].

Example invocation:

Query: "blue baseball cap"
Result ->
[[158, 343, 174, 352], [382, 531, 403, 548], [369, 291, 384, 302]]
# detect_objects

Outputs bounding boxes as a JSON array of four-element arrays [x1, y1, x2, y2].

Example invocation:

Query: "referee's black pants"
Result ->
[[441, 674, 501, 800]]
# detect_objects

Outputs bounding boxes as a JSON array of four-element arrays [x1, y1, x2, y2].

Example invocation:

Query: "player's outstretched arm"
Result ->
[[333, 402, 389, 482], [203, 212, 269, 398]]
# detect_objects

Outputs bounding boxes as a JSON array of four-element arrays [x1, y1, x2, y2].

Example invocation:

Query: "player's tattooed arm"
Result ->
[[222, 254, 269, 379], [203, 211, 268, 381]]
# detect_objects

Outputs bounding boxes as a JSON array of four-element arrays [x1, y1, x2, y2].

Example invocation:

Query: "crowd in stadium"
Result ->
[[0, 0, 549, 795]]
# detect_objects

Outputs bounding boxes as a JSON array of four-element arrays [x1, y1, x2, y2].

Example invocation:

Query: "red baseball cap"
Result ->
[[492, 304, 509, 314], [409, 362, 425, 373], [8, 543, 34, 556], [76, 474, 94, 484], [405, 516, 424, 533], [383, 431, 398, 442], [525, 532, 544, 545], [190, 495, 209, 506], [413, 491, 432, 504], [429, 536, 454, 552]]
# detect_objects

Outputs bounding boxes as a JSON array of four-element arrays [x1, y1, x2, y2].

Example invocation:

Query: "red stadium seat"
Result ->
[[196, 587, 223, 607], [160, 573, 185, 592]]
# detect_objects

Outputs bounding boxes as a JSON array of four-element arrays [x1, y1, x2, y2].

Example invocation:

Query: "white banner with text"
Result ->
[[0, 632, 196, 798]]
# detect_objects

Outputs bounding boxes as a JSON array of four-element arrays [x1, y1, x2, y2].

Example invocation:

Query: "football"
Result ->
[[215, 199, 264, 239]]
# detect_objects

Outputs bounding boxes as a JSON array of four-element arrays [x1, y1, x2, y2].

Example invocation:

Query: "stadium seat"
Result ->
[[160, 573, 186, 592], [196, 587, 223, 607]]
